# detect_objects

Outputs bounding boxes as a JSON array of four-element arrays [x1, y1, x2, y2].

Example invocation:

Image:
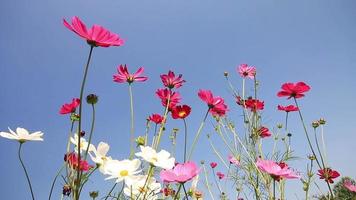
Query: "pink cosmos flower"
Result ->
[[148, 114, 164, 124], [198, 90, 228, 116], [277, 105, 299, 112], [156, 88, 181, 109], [277, 82, 311, 99], [160, 70, 186, 89], [256, 159, 300, 181], [244, 98, 264, 112], [59, 98, 80, 115], [344, 180, 356, 192], [317, 168, 340, 184], [228, 154, 240, 166], [160, 161, 200, 183], [237, 64, 256, 79], [258, 127, 272, 138], [66, 152, 92, 172], [210, 162, 217, 168], [63, 16, 124, 47], [216, 172, 225, 179], [113, 64, 148, 84]]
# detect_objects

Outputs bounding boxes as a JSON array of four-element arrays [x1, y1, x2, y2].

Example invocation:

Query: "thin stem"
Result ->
[[285, 112, 289, 131], [78, 167, 98, 195], [18, 143, 35, 200], [104, 183, 117, 200], [212, 168, 222, 194], [173, 185, 182, 200], [117, 180, 125, 199], [153, 90, 171, 150], [313, 128, 326, 169], [202, 164, 215, 200], [183, 118, 188, 162], [48, 164, 65, 200], [320, 125, 328, 167], [84, 104, 96, 160], [182, 184, 189, 200], [187, 109, 210, 160], [135, 166, 154, 200], [75, 45, 95, 200], [128, 84, 135, 159], [273, 180, 276, 200]]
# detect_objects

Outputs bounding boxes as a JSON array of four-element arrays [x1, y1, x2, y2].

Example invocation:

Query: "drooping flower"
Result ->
[[70, 134, 95, 153], [156, 88, 181, 109], [317, 168, 340, 183], [277, 82, 311, 99], [113, 64, 148, 84], [160, 161, 200, 183], [160, 70, 185, 89], [258, 127, 272, 138], [135, 146, 175, 170], [0, 127, 44, 143], [66, 152, 93, 172], [237, 64, 256, 79], [216, 172, 225, 179], [89, 142, 112, 172], [59, 98, 80, 115], [228, 154, 240, 166], [256, 159, 300, 181], [104, 159, 141, 183], [148, 114, 164, 124], [63, 16, 124, 47], [198, 90, 228, 116], [244, 98, 264, 112], [210, 162, 217, 168], [344, 180, 356, 192], [171, 105, 191, 119], [277, 105, 299, 112], [124, 175, 161, 200]]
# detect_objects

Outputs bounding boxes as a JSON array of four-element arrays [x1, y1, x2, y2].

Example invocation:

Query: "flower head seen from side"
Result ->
[[317, 168, 340, 184], [156, 88, 181, 109], [104, 159, 141, 183], [198, 90, 228, 117], [124, 175, 161, 200], [70, 134, 95, 153], [135, 146, 175, 170], [237, 64, 256, 79], [228, 154, 240, 166], [59, 98, 80, 115], [148, 114, 164, 125], [66, 152, 93, 172], [344, 180, 356, 192], [160, 161, 200, 183], [277, 82, 311, 99], [160, 70, 186, 89], [113, 64, 148, 84], [258, 126, 272, 138], [63, 16, 124, 47], [216, 172, 225, 180], [210, 162, 217, 169], [89, 142, 112, 172], [171, 105, 191, 119], [256, 159, 300, 181], [277, 105, 299, 112], [245, 98, 264, 112], [0, 127, 43, 143]]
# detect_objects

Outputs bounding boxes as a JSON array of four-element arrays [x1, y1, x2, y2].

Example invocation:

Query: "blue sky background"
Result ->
[[1, 0, 356, 199]]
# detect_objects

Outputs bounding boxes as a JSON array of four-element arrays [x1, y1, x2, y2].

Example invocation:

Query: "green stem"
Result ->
[[135, 166, 154, 200], [78, 167, 98, 195], [183, 118, 188, 162], [313, 128, 326, 169], [75, 45, 95, 200], [202, 164, 215, 200], [182, 184, 189, 200], [18, 143, 35, 200], [285, 112, 289, 131], [104, 183, 117, 200], [153, 90, 171, 150], [273, 179, 276, 200], [320, 125, 328, 167], [128, 84, 135, 159], [48, 164, 65, 200]]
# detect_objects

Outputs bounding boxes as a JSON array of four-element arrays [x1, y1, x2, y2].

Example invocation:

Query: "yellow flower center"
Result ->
[[120, 170, 129, 177], [151, 157, 158, 162], [178, 111, 186, 117]]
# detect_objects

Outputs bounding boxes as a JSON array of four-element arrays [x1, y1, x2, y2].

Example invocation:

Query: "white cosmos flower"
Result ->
[[104, 159, 141, 183], [89, 142, 112, 173], [135, 146, 175, 170], [0, 127, 43, 143], [124, 175, 161, 200], [70, 134, 95, 153]]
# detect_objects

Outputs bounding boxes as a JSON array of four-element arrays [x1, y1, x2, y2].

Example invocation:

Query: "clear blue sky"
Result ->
[[1, 0, 356, 199]]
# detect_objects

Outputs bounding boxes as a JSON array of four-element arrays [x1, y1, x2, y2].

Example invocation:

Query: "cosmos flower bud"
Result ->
[[80, 131, 86, 137], [287, 133, 292, 137], [89, 191, 99, 198], [308, 155, 316, 160], [312, 121, 320, 128], [277, 124, 283, 129], [136, 136, 146, 146], [62, 184, 71, 196], [224, 72, 229, 77], [319, 118, 326, 125], [86, 94, 98, 104]]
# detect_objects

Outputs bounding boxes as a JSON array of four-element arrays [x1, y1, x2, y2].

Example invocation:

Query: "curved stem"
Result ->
[[18, 143, 35, 200], [128, 84, 135, 159], [78, 166, 98, 195], [104, 183, 117, 200], [84, 104, 96, 161], [183, 118, 188, 162], [48, 164, 65, 200], [173, 184, 182, 200], [75, 45, 95, 200]]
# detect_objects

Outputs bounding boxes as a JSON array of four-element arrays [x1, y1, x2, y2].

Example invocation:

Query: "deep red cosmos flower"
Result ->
[[198, 90, 228, 116], [210, 162, 217, 168], [277, 105, 299, 112], [171, 105, 191, 119], [113, 64, 148, 84], [59, 98, 80, 115], [317, 168, 340, 183], [245, 98, 264, 112], [277, 82, 311, 99], [160, 70, 186, 89], [148, 114, 164, 124], [63, 16, 124, 47], [156, 88, 181, 109], [258, 126, 272, 138], [65, 152, 92, 172], [216, 172, 225, 179]]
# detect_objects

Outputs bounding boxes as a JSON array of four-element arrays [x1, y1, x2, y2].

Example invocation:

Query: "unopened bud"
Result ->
[[86, 94, 98, 104], [312, 121, 319, 128], [224, 72, 229, 77], [136, 136, 145, 146], [319, 118, 326, 125], [62, 184, 71, 196], [80, 131, 85, 137], [89, 191, 99, 198]]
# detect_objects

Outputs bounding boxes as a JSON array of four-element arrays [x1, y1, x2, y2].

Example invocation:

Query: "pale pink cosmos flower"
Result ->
[[113, 64, 148, 84], [160, 161, 200, 183], [63, 16, 124, 47], [344, 180, 356, 192], [228, 154, 240, 166], [256, 159, 300, 181], [237, 64, 256, 79]]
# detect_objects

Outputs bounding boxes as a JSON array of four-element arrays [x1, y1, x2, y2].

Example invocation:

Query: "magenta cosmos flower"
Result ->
[[256, 159, 300, 181], [228, 154, 240, 166], [216, 172, 225, 179], [113, 64, 148, 84], [277, 105, 299, 112], [198, 90, 228, 116], [148, 114, 164, 124], [258, 126, 272, 138], [63, 16, 124, 47], [156, 88, 181, 109], [160, 161, 199, 183], [277, 82, 311, 99], [59, 98, 80, 114], [160, 70, 186, 89], [237, 64, 256, 79], [344, 180, 356, 192]]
